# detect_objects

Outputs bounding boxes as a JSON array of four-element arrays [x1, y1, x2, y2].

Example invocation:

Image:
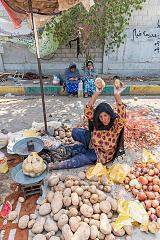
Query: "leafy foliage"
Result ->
[[45, 0, 146, 59]]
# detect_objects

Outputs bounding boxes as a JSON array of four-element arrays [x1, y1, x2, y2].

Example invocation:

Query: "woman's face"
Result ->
[[87, 63, 93, 70], [70, 67, 76, 72], [99, 112, 111, 126]]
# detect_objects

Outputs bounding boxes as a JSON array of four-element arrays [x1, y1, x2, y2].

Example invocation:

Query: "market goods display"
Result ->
[[54, 124, 75, 145], [124, 119, 160, 150], [126, 108, 150, 118], [124, 161, 160, 225], [16, 171, 135, 239], [22, 152, 46, 177]]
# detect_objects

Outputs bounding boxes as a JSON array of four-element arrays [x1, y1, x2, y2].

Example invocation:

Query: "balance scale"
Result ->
[[11, 137, 48, 199]]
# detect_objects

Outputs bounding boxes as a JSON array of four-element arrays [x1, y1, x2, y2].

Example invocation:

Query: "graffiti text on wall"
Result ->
[[132, 29, 160, 41], [132, 20, 160, 54]]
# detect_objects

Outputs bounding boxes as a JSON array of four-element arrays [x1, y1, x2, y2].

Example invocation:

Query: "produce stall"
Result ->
[[0, 111, 160, 239], [0, 1, 160, 240]]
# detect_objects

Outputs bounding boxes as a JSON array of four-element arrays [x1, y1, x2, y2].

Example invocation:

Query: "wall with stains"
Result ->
[[103, 0, 160, 76], [0, 1, 160, 76]]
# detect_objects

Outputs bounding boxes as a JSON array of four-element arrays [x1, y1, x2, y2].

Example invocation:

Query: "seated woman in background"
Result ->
[[49, 77, 126, 170], [83, 60, 97, 97], [64, 63, 80, 96]]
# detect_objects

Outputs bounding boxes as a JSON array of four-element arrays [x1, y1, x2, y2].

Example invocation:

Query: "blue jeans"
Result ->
[[52, 128, 97, 169]]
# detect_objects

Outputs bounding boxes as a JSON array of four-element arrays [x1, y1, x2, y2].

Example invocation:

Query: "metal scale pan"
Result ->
[[11, 137, 48, 185], [11, 162, 48, 185], [13, 137, 44, 156]]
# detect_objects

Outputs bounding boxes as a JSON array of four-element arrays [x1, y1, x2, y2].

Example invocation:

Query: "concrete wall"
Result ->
[[1, 43, 103, 75], [1, 0, 160, 76], [103, 0, 160, 76], [0, 3, 103, 74]]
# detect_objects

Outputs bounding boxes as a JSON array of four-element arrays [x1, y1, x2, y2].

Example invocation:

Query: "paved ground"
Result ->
[[0, 95, 160, 132], [0, 95, 160, 239]]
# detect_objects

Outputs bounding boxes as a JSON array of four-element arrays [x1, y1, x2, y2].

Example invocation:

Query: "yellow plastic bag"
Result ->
[[106, 164, 130, 184], [0, 152, 8, 174], [86, 163, 108, 181], [113, 198, 149, 232], [113, 214, 132, 231], [22, 129, 40, 138], [129, 200, 149, 225], [142, 149, 157, 163], [86, 163, 130, 184], [117, 198, 130, 215]]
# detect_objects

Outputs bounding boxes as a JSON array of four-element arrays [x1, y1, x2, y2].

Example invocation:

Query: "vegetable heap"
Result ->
[[125, 162, 160, 225]]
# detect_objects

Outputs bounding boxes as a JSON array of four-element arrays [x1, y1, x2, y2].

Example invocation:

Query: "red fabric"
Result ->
[[0, 0, 22, 28]]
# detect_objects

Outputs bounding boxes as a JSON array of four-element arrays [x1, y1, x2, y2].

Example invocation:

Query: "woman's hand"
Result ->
[[114, 80, 125, 95], [95, 78, 105, 93], [113, 79, 125, 104]]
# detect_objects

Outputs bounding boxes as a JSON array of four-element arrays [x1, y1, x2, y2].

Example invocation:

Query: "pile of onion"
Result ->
[[124, 162, 160, 223]]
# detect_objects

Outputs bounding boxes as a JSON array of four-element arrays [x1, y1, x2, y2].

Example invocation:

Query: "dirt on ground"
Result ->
[[0, 95, 160, 239]]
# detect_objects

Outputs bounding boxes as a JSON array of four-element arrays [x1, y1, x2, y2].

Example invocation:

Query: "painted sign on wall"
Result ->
[[132, 20, 160, 54], [119, 19, 160, 63]]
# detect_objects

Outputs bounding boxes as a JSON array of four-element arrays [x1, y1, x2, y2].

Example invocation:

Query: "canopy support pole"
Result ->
[[28, 0, 48, 133]]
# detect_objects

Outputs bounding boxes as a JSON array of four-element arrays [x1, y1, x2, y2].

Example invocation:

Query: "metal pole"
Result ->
[[28, 0, 48, 133]]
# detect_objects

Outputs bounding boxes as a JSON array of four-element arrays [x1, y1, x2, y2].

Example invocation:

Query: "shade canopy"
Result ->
[[2, 0, 59, 15], [1, 0, 94, 28], [2, 0, 94, 15]]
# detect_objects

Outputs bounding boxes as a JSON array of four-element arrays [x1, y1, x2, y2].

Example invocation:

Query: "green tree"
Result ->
[[45, 0, 146, 60]]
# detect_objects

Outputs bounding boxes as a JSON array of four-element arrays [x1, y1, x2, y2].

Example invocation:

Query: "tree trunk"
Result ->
[[82, 25, 91, 62]]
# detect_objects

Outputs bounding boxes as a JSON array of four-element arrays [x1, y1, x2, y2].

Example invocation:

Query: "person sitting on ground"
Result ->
[[83, 60, 97, 98], [49, 77, 126, 170], [64, 62, 80, 96]]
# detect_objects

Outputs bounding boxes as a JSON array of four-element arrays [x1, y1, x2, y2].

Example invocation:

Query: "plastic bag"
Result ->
[[0, 201, 12, 218], [41, 135, 61, 150], [129, 200, 149, 225], [52, 75, 60, 85], [142, 148, 157, 163], [86, 163, 130, 184], [113, 198, 149, 232], [86, 163, 108, 181], [106, 163, 130, 184], [22, 129, 40, 137], [0, 132, 8, 149], [32, 120, 61, 132]]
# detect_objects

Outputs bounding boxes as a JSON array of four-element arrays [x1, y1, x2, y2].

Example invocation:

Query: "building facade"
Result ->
[[103, 0, 160, 76], [0, 0, 160, 76]]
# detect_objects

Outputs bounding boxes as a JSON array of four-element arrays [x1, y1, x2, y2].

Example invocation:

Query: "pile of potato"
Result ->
[[22, 152, 46, 177], [16, 171, 133, 240], [54, 124, 75, 145]]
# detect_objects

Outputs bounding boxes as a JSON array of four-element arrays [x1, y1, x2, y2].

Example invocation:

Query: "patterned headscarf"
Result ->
[[89, 102, 125, 160], [93, 102, 117, 131]]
